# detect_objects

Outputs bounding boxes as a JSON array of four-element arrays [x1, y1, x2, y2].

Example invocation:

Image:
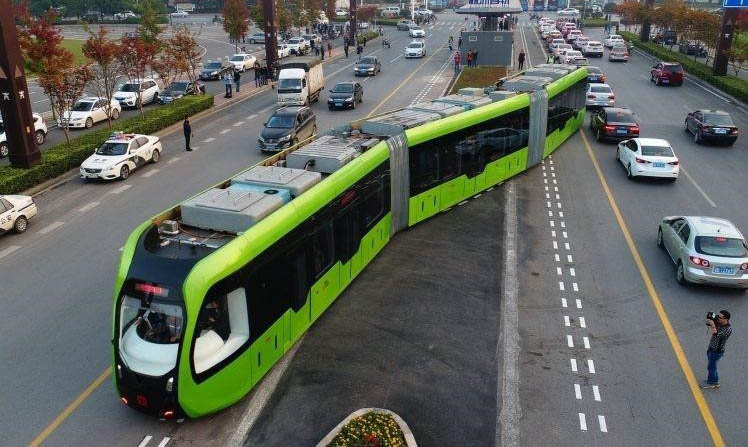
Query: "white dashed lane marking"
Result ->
[[110, 184, 132, 194], [142, 169, 159, 178], [37, 221, 64, 235], [0, 245, 21, 260], [233, 121, 244, 127], [77, 202, 99, 213], [203, 137, 216, 143], [138, 436, 152, 447], [587, 359, 596, 374], [574, 384, 582, 399], [220, 128, 231, 135], [598, 415, 608, 432], [167, 157, 181, 165], [579, 413, 587, 431], [593, 385, 601, 401]]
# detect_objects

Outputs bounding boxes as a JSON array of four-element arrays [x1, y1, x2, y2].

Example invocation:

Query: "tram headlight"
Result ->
[[117, 364, 122, 379], [166, 376, 174, 392]]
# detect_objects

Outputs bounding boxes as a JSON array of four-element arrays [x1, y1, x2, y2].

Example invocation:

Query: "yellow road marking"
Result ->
[[29, 367, 112, 447], [579, 129, 725, 447]]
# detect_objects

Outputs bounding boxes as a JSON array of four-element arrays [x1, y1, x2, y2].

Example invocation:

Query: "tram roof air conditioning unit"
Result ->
[[286, 135, 374, 174]]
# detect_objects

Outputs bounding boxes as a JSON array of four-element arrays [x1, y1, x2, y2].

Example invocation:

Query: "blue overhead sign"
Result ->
[[723, 0, 745, 8]]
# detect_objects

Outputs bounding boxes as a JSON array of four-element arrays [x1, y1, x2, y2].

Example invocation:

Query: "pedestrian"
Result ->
[[701, 311, 732, 389], [454, 51, 461, 72], [363, 36, 366, 48], [466, 50, 473, 69], [224, 71, 233, 98], [343, 41, 348, 58], [328, 42, 333, 58], [472, 49, 478, 67], [518, 50, 525, 70], [255, 66, 260, 87], [449, 35, 453, 51], [356, 42, 363, 58], [547, 53, 554, 64], [241, 45, 246, 53], [183, 117, 193, 151], [458, 35, 462, 49], [234, 69, 241, 93]]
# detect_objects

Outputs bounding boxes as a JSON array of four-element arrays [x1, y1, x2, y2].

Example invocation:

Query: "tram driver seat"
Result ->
[[193, 288, 250, 374]]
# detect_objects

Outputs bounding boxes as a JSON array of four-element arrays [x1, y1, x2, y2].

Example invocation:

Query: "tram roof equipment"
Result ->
[[286, 134, 377, 174]]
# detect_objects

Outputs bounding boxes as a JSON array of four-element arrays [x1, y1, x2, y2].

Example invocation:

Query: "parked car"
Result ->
[[59, 96, 121, 129], [114, 11, 136, 20], [604, 34, 624, 48], [248, 32, 265, 44], [302, 34, 322, 48], [0, 113, 47, 158], [586, 83, 615, 108], [679, 40, 708, 57], [558, 7, 580, 16], [80, 132, 163, 181], [228, 53, 257, 72], [583, 41, 604, 57], [609, 45, 629, 62], [590, 107, 639, 142], [684, 109, 739, 145], [561, 50, 584, 64], [286, 38, 308, 55], [258, 106, 316, 152], [586, 66, 607, 83], [405, 41, 426, 58], [354, 56, 381, 76], [566, 30, 583, 44], [658, 216, 748, 288], [409, 25, 426, 38], [199, 60, 230, 80], [617, 138, 679, 181], [158, 80, 206, 104], [397, 20, 415, 30], [335, 8, 347, 17], [359, 21, 370, 29], [170, 10, 189, 18], [0, 194, 37, 235], [651, 62, 684, 86], [114, 79, 161, 108], [328, 81, 363, 110], [573, 36, 590, 50], [277, 43, 291, 59]]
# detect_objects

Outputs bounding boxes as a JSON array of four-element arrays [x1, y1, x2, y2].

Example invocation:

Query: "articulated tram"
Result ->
[[113, 65, 588, 418]]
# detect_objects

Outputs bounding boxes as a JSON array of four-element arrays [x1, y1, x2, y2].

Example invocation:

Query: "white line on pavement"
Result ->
[[574, 384, 582, 399], [233, 121, 245, 127], [0, 245, 21, 260], [598, 415, 608, 432], [579, 413, 587, 431], [569, 267, 576, 276], [167, 157, 181, 164], [38, 221, 64, 235], [579, 317, 586, 328], [248, 114, 257, 119], [220, 128, 231, 135], [567, 335, 574, 348], [593, 385, 601, 401], [680, 166, 717, 208], [564, 315, 570, 326], [583, 337, 590, 349], [138, 436, 152, 447], [561, 298, 568, 308], [142, 169, 159, 178], [587, 359, 596, 374], [576, 299, 582, 309], [77, 202, 99, 213], [570, 358, 577, 372], [109, 184, 132, 194], [390, 54, 403, 63], [157, 437, 171, 447], [559, 281, 564, 291], [203, 137, 216, 143]]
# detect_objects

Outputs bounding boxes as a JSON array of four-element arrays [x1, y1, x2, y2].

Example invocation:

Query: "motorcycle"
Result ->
[[382, 38, 391, 49]]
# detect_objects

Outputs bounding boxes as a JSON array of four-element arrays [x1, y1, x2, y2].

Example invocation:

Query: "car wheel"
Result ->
[[694, 129, 701, 144], [151, 149, 160, 163], [120, 165, 130, 180], [676, 261, 688, 285], [35, 130, 46, 145], [656, 77, 662, 86], [13, 216, 28, 233], [627, 163, 633, 179], [657, 228, 664, 248], [684, 120, 689, 132], [112, 109, 120, 120], [85, 117, 93, 128], [352, 99, 356, 109], [615, 147, 620, 161], [291, 139, 298, 147], [0, 143, 8, 158]]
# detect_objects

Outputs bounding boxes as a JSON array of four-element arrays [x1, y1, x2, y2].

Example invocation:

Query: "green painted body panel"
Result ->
[[250, 317, 285, 385], [440, 176, 466, 210], [546, 67, 588, 99], [544, 109, 585, 157], [311, 264, 341, 323], [408, 188, 440, 225]]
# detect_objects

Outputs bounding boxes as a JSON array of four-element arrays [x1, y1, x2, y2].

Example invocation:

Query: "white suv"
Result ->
[[80, 132, 163, 181], [0, 113, 47, 157], [604, 34, 624, 48], [405, 41, 426, 58], [114, 79, 161, 108], [59, 97, 121, 129]]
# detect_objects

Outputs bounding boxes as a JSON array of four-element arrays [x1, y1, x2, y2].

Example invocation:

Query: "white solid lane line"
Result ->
[[390, 54, 403, 63], [138, 435, 152, 447], [77, 202, 99, 213], [110, 184, 132, 194], [37, 221, 64, 235], [0, 245, 21, 260], [598, 415, 608, 433], [679, 165, 717, 208]]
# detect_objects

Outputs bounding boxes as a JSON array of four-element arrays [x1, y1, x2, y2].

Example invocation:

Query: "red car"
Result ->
[[650, 62, 684, 86]]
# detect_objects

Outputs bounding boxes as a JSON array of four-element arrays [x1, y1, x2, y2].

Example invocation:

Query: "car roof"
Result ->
[[78, 96, 103, 102], [274, 106, 306, 115], [700, 109, 729, 115], [106, 132, 144, 143], [589, 83, 611, 89], [634, 137, 670, 146], [334, 81, 355, 86], [683, 216, 743, 238]]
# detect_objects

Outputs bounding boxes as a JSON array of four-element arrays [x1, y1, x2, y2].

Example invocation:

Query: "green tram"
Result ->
[[113, 65, 588, 418]]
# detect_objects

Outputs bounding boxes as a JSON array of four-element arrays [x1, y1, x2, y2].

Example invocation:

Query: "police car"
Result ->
[[80, 132, 163, 181], [0, 195, 38, 235]]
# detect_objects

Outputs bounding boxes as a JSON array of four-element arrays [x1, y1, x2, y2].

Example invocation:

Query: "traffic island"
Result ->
[[318, 408, 417, 447], [450, 66, 508, 93]]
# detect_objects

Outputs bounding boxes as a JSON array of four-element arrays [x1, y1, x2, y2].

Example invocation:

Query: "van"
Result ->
[[383, 6, 400, 16]]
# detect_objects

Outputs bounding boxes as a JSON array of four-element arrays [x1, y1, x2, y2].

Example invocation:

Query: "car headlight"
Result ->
[[345, 97, 354, 102], [211, 71, 218, 75], [278, 135, 291, 142], [327, 98, 334, 103]]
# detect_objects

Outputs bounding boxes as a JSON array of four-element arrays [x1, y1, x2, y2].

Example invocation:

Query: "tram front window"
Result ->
[[119, 296, 183, 376]]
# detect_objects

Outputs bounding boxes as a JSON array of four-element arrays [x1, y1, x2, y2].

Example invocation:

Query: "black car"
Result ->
[[586, 66, 607, 83], [158, 81, 206, 104], [590, 107, 640, 142], [685, 109, 739, 145], [199, 61, 229, 81], [327, 82, 363, 110], [354, 56, 381, 76], [258, 106, 317, 152]]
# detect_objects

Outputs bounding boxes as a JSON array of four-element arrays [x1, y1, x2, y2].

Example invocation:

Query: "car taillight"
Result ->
[[604, 125, 615, 132], [730, 129, 739, 135], [601, 76, 607, 82], [668, 160, 679, 166], [740, 263, 748, 271], [635, 157, 647, 164], [689, 256, 710, 267], [629, 126, 639, 133], [609, 95, 615, 100]]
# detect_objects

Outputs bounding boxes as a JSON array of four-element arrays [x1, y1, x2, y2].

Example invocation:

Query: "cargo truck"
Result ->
[[277, 57, 324, 106]]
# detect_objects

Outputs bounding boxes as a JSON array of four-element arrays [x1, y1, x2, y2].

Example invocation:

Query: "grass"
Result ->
[[61, 39, 89, 67], [451, 66, 508, 93]]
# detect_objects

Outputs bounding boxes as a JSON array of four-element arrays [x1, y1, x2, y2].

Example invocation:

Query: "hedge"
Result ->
[[583, 19, 617, 28], [0, 94, 214, 195], [620, 31, 748, 103], [331, 17, 400, 27], [356, 31, 380, 44]]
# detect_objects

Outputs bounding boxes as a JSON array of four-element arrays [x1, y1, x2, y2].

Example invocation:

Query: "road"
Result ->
[[515, 15, 747, 446], [0, 13, 465, 447]]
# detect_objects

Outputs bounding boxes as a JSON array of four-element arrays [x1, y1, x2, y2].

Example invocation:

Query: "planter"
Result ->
[[318, 408, 417, 447]]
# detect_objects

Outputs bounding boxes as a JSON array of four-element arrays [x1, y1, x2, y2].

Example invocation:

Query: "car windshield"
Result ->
[[73, 101, 94, 112], [703, 114, 733, 126], [166, 82, 189, 94], [278, 78, 302, 92], [96, 142, 129, 155], [412, 26, 423, 30], [205, 62, 222, 69], [289, 38, 301, 44], [408, 43, 422, 48], [359, 57, 376, 64], [120, 83, 139, 92], [640, 145, 674, 157], [590, 86, 612, 93], [695, 236, 748, 258], [266, 115, 295, 128], [333, 83, 354, 93], [588, 42, 602, 46], [120, 296, 183, 345], [230, 55, 245, 61]]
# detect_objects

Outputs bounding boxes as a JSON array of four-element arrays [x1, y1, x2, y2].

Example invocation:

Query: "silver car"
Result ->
[[658, 216, 748, 289]]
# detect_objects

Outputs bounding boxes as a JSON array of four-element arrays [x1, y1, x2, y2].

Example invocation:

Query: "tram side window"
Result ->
[[193, 288, 250, 375], [361, 181, 384, 232], [248, 256, 291, 337], [547, 90, 574, 135], [334, 200, 361, 263], [311, 223, 334, 278], [409, 144, 439, 197], [437, 134, 459, 182]]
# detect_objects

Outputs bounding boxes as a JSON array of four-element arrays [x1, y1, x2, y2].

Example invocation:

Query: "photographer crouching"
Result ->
[[701, 310, 732, 389]]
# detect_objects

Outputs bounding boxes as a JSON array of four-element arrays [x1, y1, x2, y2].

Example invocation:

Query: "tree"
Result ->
[[276, 1, 292, 34], [249, 1, 264, 27], [303, 0, 321, 29], [137, 0, 164, 48], [39, 66, 93, 145], [169, 25, 203, 89], [82, 26, 123, 129], [115, 36, 155, 116], [223, 0, 249, 51], [727, 23, 748, 77], [61, 0, 90, 19], [689, 9, 719, 63], [616, 1, 645, 32], [14, 4, 69, 75], [357, 5, 377, 24], [325, 0, 335, 19]]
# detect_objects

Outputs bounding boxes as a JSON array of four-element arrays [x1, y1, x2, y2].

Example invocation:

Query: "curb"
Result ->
[[316, 408, 418, 447]]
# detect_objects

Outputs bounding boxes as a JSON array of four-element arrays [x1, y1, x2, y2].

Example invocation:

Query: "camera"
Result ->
[[706, 312, 719, 324]]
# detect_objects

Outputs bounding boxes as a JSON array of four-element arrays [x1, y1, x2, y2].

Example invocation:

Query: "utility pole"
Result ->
[[263, 0, 277, 77], [350, 0, 357, 42], [713, 8, 739, 76], [0, 0, 41, 168]]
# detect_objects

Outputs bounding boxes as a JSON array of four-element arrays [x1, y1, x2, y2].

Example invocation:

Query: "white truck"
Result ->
[[277, 58, 324, 106]]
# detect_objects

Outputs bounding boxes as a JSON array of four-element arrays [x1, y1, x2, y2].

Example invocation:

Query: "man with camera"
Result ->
[[701, 310, 732, 389]]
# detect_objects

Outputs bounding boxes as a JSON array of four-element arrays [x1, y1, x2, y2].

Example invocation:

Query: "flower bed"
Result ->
[[0, 94, 214, 195], [451, 66, 508, 93], [321, 409, 416, 447]]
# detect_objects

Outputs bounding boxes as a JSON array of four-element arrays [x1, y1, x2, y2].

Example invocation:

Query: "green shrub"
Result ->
[[356, 31, 380, 44], [620, 31, 748, 102], [0, 95, 214, 195], [583, 19, 616, 28]]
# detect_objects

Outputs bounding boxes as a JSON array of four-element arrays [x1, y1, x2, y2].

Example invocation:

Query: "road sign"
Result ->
[[723, 0, 745, 9]]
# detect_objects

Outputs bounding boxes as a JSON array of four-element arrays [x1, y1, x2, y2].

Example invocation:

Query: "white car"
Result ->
[[583, 41, 604, 57], [0, 113, 47, 157], [171, 10, 188, 18], [573, 36, 590, 50], [229, 53, 256, 72], [358, 22, 370, 29], [302, 34, 322, 48], [80, 132, 163, 181], [405, 41, 426, 58], [604, 34, 624, 48], [277, 43, 291, 59], [114, 79, 161, 108], [561, 50, 584, 64], [286, 38, 308, 55], [409, 26, 426, 38], [558, 8, 580, 16], [59, 97, 121, 129], [586, 83, 615, 107], [566, 30, 584, 44], [335, 8, 347, 16], [617, 138, 679, 181], [553, 43, 573, 57], [0, 195, 37, 235], [114, 11, 136, 20]]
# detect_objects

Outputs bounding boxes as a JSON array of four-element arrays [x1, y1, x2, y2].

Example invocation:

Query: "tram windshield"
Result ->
[[120, 296, 183, 344]]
